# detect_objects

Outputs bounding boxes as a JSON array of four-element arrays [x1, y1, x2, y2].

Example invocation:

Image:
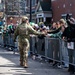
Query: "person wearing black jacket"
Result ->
[[62, 14, 75, 74], [48, 27, 61, 34]]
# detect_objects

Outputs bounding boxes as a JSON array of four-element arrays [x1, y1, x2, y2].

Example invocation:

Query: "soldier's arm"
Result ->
[[14, 26, 19, 41], [28, 25, 44, 35]]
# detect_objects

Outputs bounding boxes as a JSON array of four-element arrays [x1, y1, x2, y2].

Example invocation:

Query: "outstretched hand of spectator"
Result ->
[[62, 37, 67, 41], [42, 30, 47, 35]]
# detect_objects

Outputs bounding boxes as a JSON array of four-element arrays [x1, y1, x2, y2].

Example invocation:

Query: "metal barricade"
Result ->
[[1, 32, 75, 66], [67, 42, 75, 66], [3, 34, 8, 47], [8, 34, 18, 53], [0, 33, 3, 46], [30, 36, 45, 56], [36, 37, 45, 56], [0, 33, 18, 54], [45, 37, 62, 62], [7, 34, 14, 48], [13, 39, 18, 54], [30, 36, 37, 54]]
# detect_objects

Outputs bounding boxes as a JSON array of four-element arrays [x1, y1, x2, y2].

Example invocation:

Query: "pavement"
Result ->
[[0, 47, 70, 75]]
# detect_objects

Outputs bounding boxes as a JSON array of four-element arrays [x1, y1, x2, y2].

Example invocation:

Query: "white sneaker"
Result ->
[[57, 65, 62, 68]]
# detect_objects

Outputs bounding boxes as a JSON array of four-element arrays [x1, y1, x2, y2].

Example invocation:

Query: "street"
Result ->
[[0, 47, 69, 75], [0, 0, 75, 75]]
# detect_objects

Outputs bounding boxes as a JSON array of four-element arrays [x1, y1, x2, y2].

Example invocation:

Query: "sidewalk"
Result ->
[[0, 48, 69, 75]]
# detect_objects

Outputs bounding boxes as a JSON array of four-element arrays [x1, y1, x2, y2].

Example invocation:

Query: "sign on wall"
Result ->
[[67, 42, 74, 50]]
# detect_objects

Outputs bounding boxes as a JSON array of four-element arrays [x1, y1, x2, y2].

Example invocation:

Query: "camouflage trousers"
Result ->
[[18, 38, 30, 64]]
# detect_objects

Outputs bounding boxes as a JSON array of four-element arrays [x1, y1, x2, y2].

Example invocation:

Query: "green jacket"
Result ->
[[49, 31, 62, 39]]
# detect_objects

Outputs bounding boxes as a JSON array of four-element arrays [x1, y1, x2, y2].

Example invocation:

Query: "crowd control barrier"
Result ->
[[30, 36, 62, 61], [30, 36, 37, 54], [30, 36, 45, 57], [67, 42, 75, 66], [30, 36, 75, 67], [0, 33, 75, 66], [45, 37, 62, 62], [0, 33, 18, 54], [0, 33, 3, 46]]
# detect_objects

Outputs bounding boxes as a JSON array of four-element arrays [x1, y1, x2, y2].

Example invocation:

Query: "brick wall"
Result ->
[[7, 17, 20, 25], [26, 0, 75, 22], [51, 0, 75, 21]]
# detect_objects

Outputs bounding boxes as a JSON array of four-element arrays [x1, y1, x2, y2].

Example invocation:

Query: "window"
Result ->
[[61, 14, 72, 19], [32, 0, 36, 6], [28, 0, 30, 7]]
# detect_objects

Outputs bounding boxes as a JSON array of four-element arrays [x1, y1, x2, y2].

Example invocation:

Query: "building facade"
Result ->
[[51, 0, 75, 21], [2, 0, 26, 25], [25, 0, 51, 24], [25, 0, 40, 22], [0, 0, 4, 25], [19, 0, 26, 15], [26, 0, 75, 23], [1, 0, 75, 24], [36, 1, 52, 24]]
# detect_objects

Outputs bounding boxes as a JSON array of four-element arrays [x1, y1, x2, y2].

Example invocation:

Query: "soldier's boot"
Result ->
[[20, 60, 23, 66], [23, 62, 28, 68]]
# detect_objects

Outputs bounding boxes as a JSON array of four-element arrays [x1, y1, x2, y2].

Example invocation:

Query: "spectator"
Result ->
[[50, 22, 57, 30], [62, 14, 75, 74], [59, 19, 69, 68]]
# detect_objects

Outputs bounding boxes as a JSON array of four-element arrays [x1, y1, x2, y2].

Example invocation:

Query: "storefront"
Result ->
[[36, 1, 52, 23], [36, 12, 52, 23]]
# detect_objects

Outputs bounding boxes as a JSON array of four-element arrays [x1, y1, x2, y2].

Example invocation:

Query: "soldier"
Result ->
[[14, 16, 46, 68]]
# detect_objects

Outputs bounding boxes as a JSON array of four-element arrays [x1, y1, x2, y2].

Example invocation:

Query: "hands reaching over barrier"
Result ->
[[42, 30, 48, 35], [37, 31, 48, 39], [62, 37, 67, 42]]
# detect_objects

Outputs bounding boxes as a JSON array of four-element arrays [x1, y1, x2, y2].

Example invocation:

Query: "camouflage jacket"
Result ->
[[14, 23, 43, 41]]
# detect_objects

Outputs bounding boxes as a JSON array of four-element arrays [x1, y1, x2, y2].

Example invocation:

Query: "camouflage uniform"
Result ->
[[14, 22, 43, 67]]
